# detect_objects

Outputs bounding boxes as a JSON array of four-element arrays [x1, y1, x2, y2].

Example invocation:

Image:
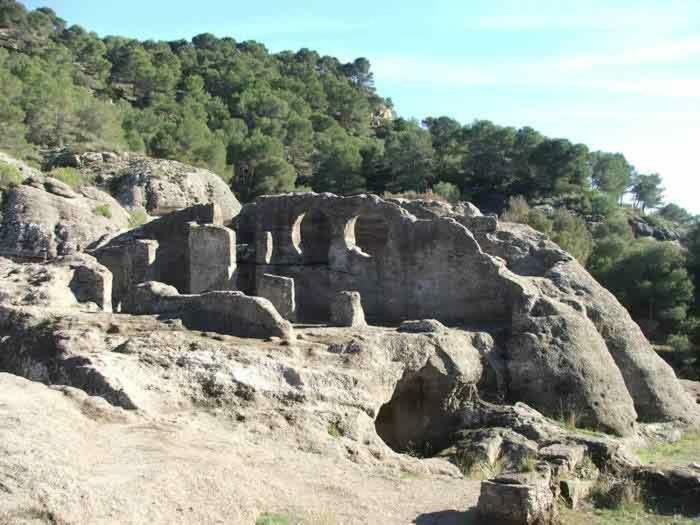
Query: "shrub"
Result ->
[[666, 334, 691, 353], [551, 209, 593, 264], [518, 454, 537, 472], [589, 190, 618, 218], [432, 181, 461, 203], [501, 195, 531, 223], [93, 204, 112, 219], [591, 475, 642, 510], [457, 456, 505, 480], [128, 209, 149, 228], [48, 167, 87, 189], [327, 420, 343, 438], [501, 196, 553, 234], [0, 163, 22, 190]]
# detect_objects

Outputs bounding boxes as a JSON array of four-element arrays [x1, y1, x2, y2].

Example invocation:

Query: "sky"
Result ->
[[25, 0, 700, 213]]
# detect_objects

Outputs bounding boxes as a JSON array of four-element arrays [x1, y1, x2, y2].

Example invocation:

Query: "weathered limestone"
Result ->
[[0, 176, 129, 260], [559, 479, 593, 510], [95, 238, 157, 311], [508, 296, 638, 435], [60, 152, 242, 220], [477, 470, 558, 525], [234, 193, 516, 325], [128, 281, 294, 340], [64, 253, 113, 312], [0, 254, 112, 312], [477, 221, 700, 427], [445, 427, 539, 472], [95, 203, 227, 304], [77, 194, 699, 432], [257, 273, 295, 321], [330, 291, 366, 327], [187, 222, 236, 293], [635, 463, 700, 515], [398, 319, 447, 333]]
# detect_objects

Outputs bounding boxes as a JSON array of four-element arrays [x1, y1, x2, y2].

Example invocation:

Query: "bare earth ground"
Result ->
[[0, 374, 480, 525]]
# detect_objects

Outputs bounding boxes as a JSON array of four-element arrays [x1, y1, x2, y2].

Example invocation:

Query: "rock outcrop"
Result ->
[[51, 151, 241, 220], [1, 192, 699, 523], [0, 176, 129, 259], [235, 193, 699, 433], [0, 253, 112, 311], [0, 151, 41, 180]]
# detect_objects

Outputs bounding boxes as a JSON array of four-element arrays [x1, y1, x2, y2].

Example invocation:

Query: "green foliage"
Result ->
[[657, 203, 694, 225], [256, 513, 292, 525], [327, 420, 343, 438], [384, 121, 434, 192], [128, 209, 149, 228], [0, 163, 22, 190], [457, 456, 505, 480], [590, 151, 633, 200], [501, 197, 592, 263], [589, 190, 618, 218], [595, 240, 694, 340], [636, 431, 700, 466], [666, 334, 691, 353], [631, 173, 664, 213], [432, 181, 461, 203], [550, 208, 593, 265], [47, 167, 85, 188], [92, 203, 112, 219]]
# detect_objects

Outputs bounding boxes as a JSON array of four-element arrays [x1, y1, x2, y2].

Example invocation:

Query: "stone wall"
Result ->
[[95, 203, 236, 308], [234, 193, 518, 324], [129, 281, 293, 340]]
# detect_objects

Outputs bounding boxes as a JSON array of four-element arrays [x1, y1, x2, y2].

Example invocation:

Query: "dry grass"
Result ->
[[560, 504, 699, 525], [458, 456, 505, 480]]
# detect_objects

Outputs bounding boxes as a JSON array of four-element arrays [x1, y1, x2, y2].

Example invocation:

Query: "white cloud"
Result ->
[[372, 38, 700, 99], [555, 37, 700, 71], [473, 7, 689, 31], [372, 56, 494, 87]]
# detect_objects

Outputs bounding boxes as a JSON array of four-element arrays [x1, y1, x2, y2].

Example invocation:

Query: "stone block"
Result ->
[[560, 479, 593, 510], [478, 475, 557, 525], [187, 222, 236, 293], [330, 291, 366, 327], [257, 273, 295, 321]]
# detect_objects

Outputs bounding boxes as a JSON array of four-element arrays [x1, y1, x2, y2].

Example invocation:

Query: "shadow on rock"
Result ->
[[414, 508, 477, 525]]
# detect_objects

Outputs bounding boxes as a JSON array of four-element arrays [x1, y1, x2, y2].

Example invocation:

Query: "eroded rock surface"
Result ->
[[53, 151, 241, 219], [1, 192, 699, 523], [0, 176, 129, 259]]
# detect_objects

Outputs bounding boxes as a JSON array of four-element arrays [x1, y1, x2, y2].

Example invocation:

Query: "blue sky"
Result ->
[[26, 0, 700, 213]]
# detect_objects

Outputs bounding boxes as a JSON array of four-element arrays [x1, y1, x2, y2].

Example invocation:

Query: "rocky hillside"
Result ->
[[0, 151, 241, 259], [0, 184, 698, 523]]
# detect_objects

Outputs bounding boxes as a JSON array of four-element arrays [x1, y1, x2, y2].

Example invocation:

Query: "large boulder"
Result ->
[[52, 152, 241, 221], [476, 221, 700, 429], [0, 176, 129, 259], [0, 253, 112, 311]]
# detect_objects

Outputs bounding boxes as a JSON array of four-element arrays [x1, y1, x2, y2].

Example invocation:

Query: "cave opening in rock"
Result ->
[[374, 361, 462, 456]]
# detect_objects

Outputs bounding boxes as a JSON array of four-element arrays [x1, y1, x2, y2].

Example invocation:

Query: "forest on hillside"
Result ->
[[0, 1, 699, 364]]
